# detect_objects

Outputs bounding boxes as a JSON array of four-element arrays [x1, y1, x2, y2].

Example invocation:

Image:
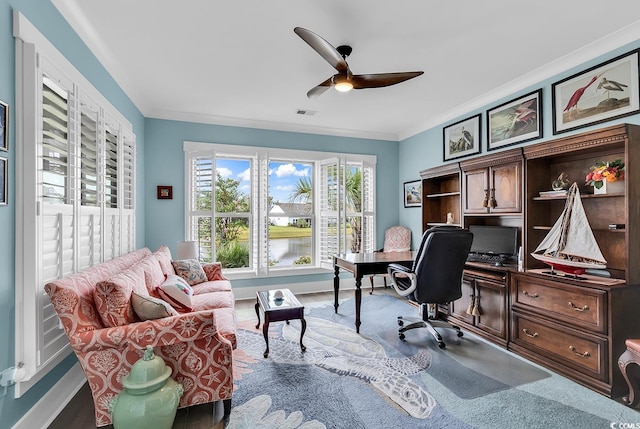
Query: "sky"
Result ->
[[215, 158, 312, 203]]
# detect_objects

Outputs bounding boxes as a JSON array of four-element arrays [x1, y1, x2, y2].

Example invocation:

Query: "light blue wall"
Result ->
[[0, 1, 145, 427], [398, 39, 640, 243], [144, 118, 400, 288]]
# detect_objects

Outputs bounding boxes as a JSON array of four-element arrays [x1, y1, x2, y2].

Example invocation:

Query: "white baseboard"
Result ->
[[232, 276, 389, 300], [12, 363, 85, 429]]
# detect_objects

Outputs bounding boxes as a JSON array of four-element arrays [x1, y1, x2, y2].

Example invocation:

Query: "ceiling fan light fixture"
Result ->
[[334, 81, 353, 92]]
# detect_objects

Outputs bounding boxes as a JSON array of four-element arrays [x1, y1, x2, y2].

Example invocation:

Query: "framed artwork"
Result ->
[[157, 185, 173, 200], [0, 99, 7, 152], [552, 49, 640, 134], [0, 157, 6, 205], [487, 89, 542, 150], [403, 180, 421, 208], [443, 114, 481, 161]]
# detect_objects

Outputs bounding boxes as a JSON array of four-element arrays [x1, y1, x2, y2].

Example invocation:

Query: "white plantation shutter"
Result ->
[[39, 70, 75, 369], [320, 158, 340, 269], [78, 94, 101, 270], [256, 154, 268, 276], [361, 160, 376, 253], [15, 27, 136, 394], [186, 153, 215, 262]]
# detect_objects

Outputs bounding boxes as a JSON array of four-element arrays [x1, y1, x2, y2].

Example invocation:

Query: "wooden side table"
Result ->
[[255, 288, 306, 358]]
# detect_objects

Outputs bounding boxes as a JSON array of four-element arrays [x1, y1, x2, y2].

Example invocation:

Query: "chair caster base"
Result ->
[[438, 341, 446, 349], [457, 330, 464, 338], [399, 333, 406, 341]]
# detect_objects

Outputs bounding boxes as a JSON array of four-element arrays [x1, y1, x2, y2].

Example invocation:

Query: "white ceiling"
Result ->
[[52, 0, 640, 141]]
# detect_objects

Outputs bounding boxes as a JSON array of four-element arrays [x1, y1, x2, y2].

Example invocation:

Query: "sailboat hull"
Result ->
[[531, 252, 606, 274]]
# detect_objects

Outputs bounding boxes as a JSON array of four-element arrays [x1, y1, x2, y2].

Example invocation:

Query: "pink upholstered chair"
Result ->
[[369, 225, 412, 294]]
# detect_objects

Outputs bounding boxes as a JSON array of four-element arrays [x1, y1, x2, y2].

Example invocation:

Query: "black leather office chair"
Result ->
[[387, 226, 473, 349]]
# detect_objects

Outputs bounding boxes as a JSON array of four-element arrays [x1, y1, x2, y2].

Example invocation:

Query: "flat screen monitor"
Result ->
[[468, 225, 519, 256]]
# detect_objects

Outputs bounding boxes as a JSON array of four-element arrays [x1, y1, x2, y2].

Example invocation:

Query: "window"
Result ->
[[184, 142, 376, 277], [14, 14, 136, 395]]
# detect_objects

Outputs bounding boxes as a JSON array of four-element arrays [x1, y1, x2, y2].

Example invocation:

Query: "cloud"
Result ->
[[237, 168, 251, 181], [271, 163, 310, 178], [275, 185, 294, 191], [240, 184, 250, 192], [216, 167, 233, 178]]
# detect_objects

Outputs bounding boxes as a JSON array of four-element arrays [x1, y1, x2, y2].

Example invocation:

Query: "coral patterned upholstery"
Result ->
[[44, 248, 236, 427], [370, 226, 412, 293]]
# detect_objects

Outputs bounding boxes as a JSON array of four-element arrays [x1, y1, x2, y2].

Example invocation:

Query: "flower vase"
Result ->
[[593, 180, 624, 195]]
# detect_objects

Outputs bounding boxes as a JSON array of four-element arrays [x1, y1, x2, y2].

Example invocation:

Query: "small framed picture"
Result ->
[[0, 99, 8, 152], [0, 157, 7, 205], [552, 49, 640, 134], [487, 89, 542, 151], [157, 185, 173, 200], [443, 114, 481, 161], [403, 180, 422, 208]]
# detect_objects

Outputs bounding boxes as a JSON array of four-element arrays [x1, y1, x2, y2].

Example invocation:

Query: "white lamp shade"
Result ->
[[175, 241, 198, 260]]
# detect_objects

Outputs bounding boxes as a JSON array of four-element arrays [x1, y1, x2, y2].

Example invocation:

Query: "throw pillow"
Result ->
[[172, 259, 207, 286], [153, 245, 176, 277], [157, 274, 194, 311], [131, 292, 178, 320], [94, 267, 146, 327], [202, 262, 226, 281], [133, 256, 166, 293]]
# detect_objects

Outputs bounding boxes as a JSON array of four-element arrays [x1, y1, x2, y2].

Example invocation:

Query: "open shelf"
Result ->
[[426, 191, 461, 199]]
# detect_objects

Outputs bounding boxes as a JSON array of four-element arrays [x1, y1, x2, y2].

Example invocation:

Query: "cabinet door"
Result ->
[[462, 168, 489, 213], [489, 162, 521, 213], [449, 275, 475, 324], [475, 278, 507, 340]]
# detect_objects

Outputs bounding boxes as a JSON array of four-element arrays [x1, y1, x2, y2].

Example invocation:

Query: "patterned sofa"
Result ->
[[44, 245, 236, 427]]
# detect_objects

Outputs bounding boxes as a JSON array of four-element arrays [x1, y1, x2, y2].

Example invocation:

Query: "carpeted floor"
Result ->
[[229, 294, 640, 429]]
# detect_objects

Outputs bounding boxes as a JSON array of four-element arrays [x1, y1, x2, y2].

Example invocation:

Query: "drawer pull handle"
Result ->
[[522, 291, 539, 298], [522, 329, 538, 338], [568, 301, 589, 312], [569, 346, 591, 358]]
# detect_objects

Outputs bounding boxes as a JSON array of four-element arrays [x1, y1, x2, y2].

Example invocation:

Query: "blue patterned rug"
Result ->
[[228, 294, 638, 428]]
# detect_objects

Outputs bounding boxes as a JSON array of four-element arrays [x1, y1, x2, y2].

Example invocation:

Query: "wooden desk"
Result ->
[[333, 251, 415, 333]]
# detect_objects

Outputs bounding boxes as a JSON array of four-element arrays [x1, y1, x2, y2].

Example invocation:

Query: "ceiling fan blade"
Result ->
[[351, 72, 423, 89], [306, 77, 333, 99], [294, 27, 349, 73]]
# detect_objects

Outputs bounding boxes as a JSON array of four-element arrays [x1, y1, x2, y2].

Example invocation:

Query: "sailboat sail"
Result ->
[[532, 182, 606, 271]]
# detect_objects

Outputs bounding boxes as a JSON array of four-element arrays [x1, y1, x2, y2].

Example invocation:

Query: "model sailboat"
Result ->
[[531, 182, 606, 275]]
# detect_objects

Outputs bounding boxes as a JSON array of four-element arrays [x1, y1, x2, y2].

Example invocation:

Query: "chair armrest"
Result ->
[[387, 263, 411, 274], [387, 264, 417, 297], [71, 310, 229, 353]]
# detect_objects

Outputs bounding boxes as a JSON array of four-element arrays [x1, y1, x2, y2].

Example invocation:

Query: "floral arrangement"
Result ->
[[585, 158, 625, 189]]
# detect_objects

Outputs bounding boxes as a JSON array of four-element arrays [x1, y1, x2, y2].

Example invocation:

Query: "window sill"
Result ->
[[223, 266, 332, 280]]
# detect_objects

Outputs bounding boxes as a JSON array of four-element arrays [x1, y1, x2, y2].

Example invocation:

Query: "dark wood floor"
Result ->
[[48, 288, 393, 428]]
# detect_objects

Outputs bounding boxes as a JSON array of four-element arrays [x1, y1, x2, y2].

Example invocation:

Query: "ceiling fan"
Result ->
[[294, 27, 423, 99]]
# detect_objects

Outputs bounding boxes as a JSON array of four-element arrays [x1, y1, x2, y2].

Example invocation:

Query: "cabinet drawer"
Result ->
[[512, 313, 607, 381], [512, 275, 606, 333]]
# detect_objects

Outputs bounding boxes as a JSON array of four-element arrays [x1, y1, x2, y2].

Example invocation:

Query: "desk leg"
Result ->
[[333, 265, 340, 313], [355, 275, 362, 334], [254, 300, 260, 329]]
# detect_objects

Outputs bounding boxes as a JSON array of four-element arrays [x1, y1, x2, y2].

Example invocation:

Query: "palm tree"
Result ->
[[289, 168, 363, 253]]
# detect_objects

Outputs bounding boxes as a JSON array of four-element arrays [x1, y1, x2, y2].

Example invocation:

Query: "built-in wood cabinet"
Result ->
[[449, 266, 508, 347], [419, 163, 461, 230], [419, 123, 640, 400], [461, 148, 522, 214], [510, 270, 640, 397]]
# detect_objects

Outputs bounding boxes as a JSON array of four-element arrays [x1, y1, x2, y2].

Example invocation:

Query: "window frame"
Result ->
[[184, 141, 376, 279], [14, 12, 136, 396]]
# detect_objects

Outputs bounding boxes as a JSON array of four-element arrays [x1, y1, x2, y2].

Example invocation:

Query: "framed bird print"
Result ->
[[487, 89, 542, 151], [552, 49, 640, 134], [443, 114, 481, 161]]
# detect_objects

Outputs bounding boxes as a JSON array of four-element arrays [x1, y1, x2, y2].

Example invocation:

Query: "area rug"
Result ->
[[228, 294, 638, 429]]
